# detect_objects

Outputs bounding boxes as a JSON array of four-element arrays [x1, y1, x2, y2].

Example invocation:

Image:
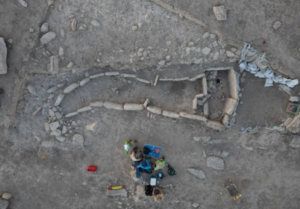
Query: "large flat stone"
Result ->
[[206, 156, 225, 170], [187, 168, 206, 179], [106, 189, 127, 197]]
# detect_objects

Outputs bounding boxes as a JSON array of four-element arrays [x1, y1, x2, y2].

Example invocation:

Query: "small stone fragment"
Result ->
[[0, 199, 9, 209], [65, 112, 78, 118], [54, 94, 64, 106], [206, 156, 225, 170], [77, 106, 92, 112], [64, 83, 79, 94], [27, 84, 37, 96], [2, 193, 12, 200], [202, 47, 211, 55], [18, 0, 28, 7], [213, 5, 227, 21], [143, 98, 150, 107], [40, 23, 49, 33], [67, 62, 73, 68], [79, 78, 90, 86], [40, 32, 56, 44], [70, 18, 77, 31], [165, 55, 171, 61], [29, 27, 35, 33], [192, 203, 200, 208], [47, 86, 57, 93], [226, 50, 235, 57], [49, 121, 60, 131], [72, 134, 84, 146], [91, 20, 100, 26], [203, 32, 210, 39], [49, 55, 59, 74], [132, 26, 138, 31], [58, 47, 64, 56], [273, 21, 282, 30]]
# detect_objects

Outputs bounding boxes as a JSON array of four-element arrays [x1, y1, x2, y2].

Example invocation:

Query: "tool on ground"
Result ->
[[167, 164, 176, 176], [135, 161, 140, 178], [87, 165, 97, 172], [107, 185, 125, 190], [150, 175, 157, 186], [223, 179, 242, 200]]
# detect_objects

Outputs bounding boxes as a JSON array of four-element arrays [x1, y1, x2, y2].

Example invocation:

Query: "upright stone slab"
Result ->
[[0, 37, 7, 74], [228, 69, 239, 100]]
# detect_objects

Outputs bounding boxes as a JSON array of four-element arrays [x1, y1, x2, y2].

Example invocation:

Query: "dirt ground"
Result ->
[[1, 0, 300, 209]]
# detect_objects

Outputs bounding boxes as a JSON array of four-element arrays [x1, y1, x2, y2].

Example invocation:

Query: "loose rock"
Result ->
[[213, 5, 227, 20], [202, 47, 211, 55], [49, 121, 60, 131], [2, 193, 12, 200], [40, 23, 49, 33], [40, 32, 56, 44], [18, 0, 28, 7], [206, 156, 225, 170], [64, 83, 79, 94], [72, 134, 84, 146], [0, 199, 9, 209], [54, 94, 64, 106], [91, 20, 100, 26], [27, 84, 37, 96], [49, 55, 59, 74], [273, 21, 282, 30]]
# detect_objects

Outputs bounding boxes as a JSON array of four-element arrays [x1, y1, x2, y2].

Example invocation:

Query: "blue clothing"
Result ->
[[139, 160, 151, 170]]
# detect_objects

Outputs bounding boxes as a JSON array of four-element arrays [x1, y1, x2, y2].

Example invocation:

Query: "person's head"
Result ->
[[135, 152, 141, 159], [141, 160, 148, 167]]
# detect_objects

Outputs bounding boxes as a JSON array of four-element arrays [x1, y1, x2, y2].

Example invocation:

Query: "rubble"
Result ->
[[187, 168, 206, 179], [202, 47, 211, 55], [206, 156, 225, 170], [239, 43, 298, 88], [40, 32, 56, 44], [0, 37, 7, 74], [213, 5, 227, 20]]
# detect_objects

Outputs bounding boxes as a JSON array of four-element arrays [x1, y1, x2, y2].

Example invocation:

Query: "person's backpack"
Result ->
[[145, 185, 153, 196], [167, 164, 176, 176], [143, 146, 150, 155]]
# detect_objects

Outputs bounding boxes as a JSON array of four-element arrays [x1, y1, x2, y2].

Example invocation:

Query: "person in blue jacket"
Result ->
[[138, 160, 152, 174]]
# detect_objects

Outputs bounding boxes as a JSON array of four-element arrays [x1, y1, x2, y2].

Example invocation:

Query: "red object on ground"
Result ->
[[263, 40, 266, 44], [87, 165, 97, 172]]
